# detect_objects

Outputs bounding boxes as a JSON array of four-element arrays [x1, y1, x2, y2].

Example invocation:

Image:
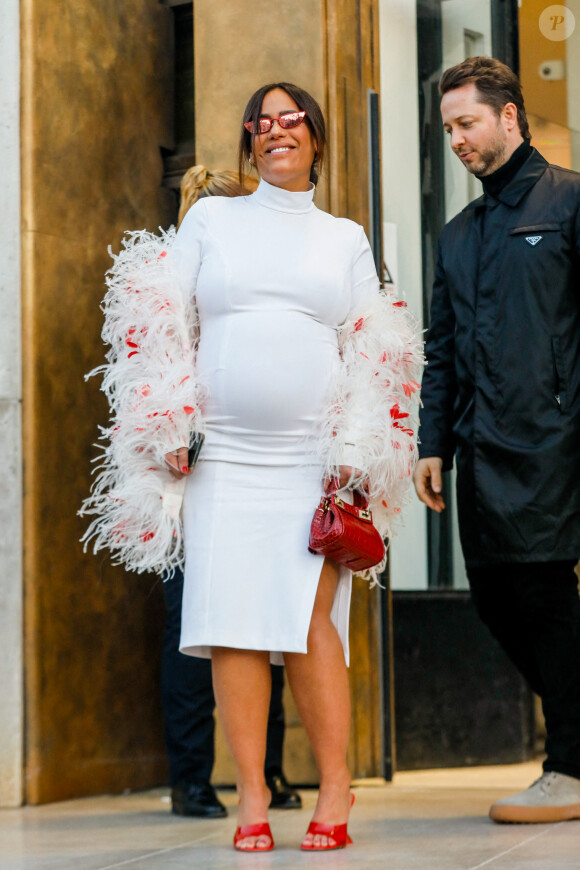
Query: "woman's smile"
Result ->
[[253, 88, 316, 191]]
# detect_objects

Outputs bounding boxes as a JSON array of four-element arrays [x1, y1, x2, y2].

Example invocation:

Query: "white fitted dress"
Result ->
[[170, 179, 379, 664]]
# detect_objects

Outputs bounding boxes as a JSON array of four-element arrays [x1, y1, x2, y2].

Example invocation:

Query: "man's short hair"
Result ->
[[439, 56, 530, 140]]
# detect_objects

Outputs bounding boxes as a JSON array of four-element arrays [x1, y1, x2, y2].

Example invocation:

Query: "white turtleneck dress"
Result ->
[[171, 179, 379, 664]]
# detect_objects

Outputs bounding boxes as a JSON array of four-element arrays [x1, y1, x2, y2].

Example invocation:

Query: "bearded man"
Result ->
[[413, 56, 580, 823]]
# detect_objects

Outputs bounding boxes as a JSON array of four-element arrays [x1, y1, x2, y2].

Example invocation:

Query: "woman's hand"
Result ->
[[324, 465, 369, 493], [164, 447, 193, 479]]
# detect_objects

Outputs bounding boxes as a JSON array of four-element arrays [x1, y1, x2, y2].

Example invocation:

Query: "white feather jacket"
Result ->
[[80, 226, 423, 580]]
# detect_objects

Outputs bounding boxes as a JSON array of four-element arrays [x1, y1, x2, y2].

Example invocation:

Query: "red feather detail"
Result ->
[[390, 403, 409, 420]]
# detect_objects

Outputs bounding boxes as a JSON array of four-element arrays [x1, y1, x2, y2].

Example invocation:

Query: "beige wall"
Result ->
[[196, 0, 384, 785], [196, 0, 328, 788], [17, 0, 384, 802], [193, 0, 328, 209], [21, 0, 175, 804]]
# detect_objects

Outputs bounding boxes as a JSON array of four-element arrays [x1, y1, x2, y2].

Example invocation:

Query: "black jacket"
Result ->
[[419, 149, 580, 567]]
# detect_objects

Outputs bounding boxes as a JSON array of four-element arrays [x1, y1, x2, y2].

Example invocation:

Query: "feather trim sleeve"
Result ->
[[317, 291, 424, 572], [79, 227, 204, 576]]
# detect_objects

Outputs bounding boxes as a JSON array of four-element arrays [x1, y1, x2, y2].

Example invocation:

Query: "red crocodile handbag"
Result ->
[[308, 483, 385, 572]]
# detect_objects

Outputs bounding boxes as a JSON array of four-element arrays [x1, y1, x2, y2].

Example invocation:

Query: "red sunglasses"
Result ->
[[244, 111, 307, 135]]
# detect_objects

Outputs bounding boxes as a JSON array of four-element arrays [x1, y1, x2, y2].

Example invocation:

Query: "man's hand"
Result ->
[[413, 457, 446, 512]]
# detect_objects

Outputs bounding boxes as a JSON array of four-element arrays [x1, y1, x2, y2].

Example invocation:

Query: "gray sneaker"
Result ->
[[490, 772, 580, 823]]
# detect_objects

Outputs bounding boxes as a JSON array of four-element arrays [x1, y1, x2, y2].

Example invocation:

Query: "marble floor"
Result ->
[[1, 761, 579, 870]]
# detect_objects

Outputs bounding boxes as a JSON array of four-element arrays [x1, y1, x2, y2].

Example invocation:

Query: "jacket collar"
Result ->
[[463, 148, 549, 211]]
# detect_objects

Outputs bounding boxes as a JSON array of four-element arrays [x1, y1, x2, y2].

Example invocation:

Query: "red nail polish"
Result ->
[[182, 465, 188, 473]]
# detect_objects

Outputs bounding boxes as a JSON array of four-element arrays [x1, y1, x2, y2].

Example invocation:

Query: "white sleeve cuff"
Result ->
[[338, 440, 367, 473]]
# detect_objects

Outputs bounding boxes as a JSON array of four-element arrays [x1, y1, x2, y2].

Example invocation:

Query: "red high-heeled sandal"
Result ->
[[300, 793, 355, 851], [233, 822, 274, 852]]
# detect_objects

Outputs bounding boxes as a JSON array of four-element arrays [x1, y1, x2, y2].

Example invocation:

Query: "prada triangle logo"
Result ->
[[525, 235, 542, 246]]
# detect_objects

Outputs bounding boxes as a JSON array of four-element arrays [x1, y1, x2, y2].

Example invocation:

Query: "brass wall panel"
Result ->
[[198, 0, 327, 787], [325, 0, 381, 230], [21, 0, 176, 804], [19, 0, 385, 801], [348, 580, 383, 778], [193, 0, 328, 209], [326, 0, 384, 779], [211, 0, 385, 786]]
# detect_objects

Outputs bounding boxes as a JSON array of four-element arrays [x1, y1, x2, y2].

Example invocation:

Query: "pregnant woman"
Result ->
[[82, 82, 422, 852]]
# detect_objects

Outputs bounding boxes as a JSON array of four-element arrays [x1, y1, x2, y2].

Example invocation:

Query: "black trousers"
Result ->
[[468, 560, 580, 780], [161, 568, 285, 786]]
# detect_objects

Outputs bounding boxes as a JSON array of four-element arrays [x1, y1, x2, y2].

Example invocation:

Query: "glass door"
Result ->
[[418, 0, 496, 591], [379, 0, 510, 592], [378, 0, 535, 774]]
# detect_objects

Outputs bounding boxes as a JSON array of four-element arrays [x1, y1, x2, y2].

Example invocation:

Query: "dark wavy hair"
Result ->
[[439, 56, 530, 140], [238, 82, 326, 186]]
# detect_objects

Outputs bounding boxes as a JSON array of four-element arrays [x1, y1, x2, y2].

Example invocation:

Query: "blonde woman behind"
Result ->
[[177, 165, 258, 227]]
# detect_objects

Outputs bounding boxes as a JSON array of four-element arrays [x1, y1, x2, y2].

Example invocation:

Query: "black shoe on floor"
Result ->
[[171, 780, 228, 818], [266, 771, 302, 810]]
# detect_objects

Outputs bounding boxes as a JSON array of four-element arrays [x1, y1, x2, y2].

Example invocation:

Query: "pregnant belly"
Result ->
[[197, 313, 339, 434]]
